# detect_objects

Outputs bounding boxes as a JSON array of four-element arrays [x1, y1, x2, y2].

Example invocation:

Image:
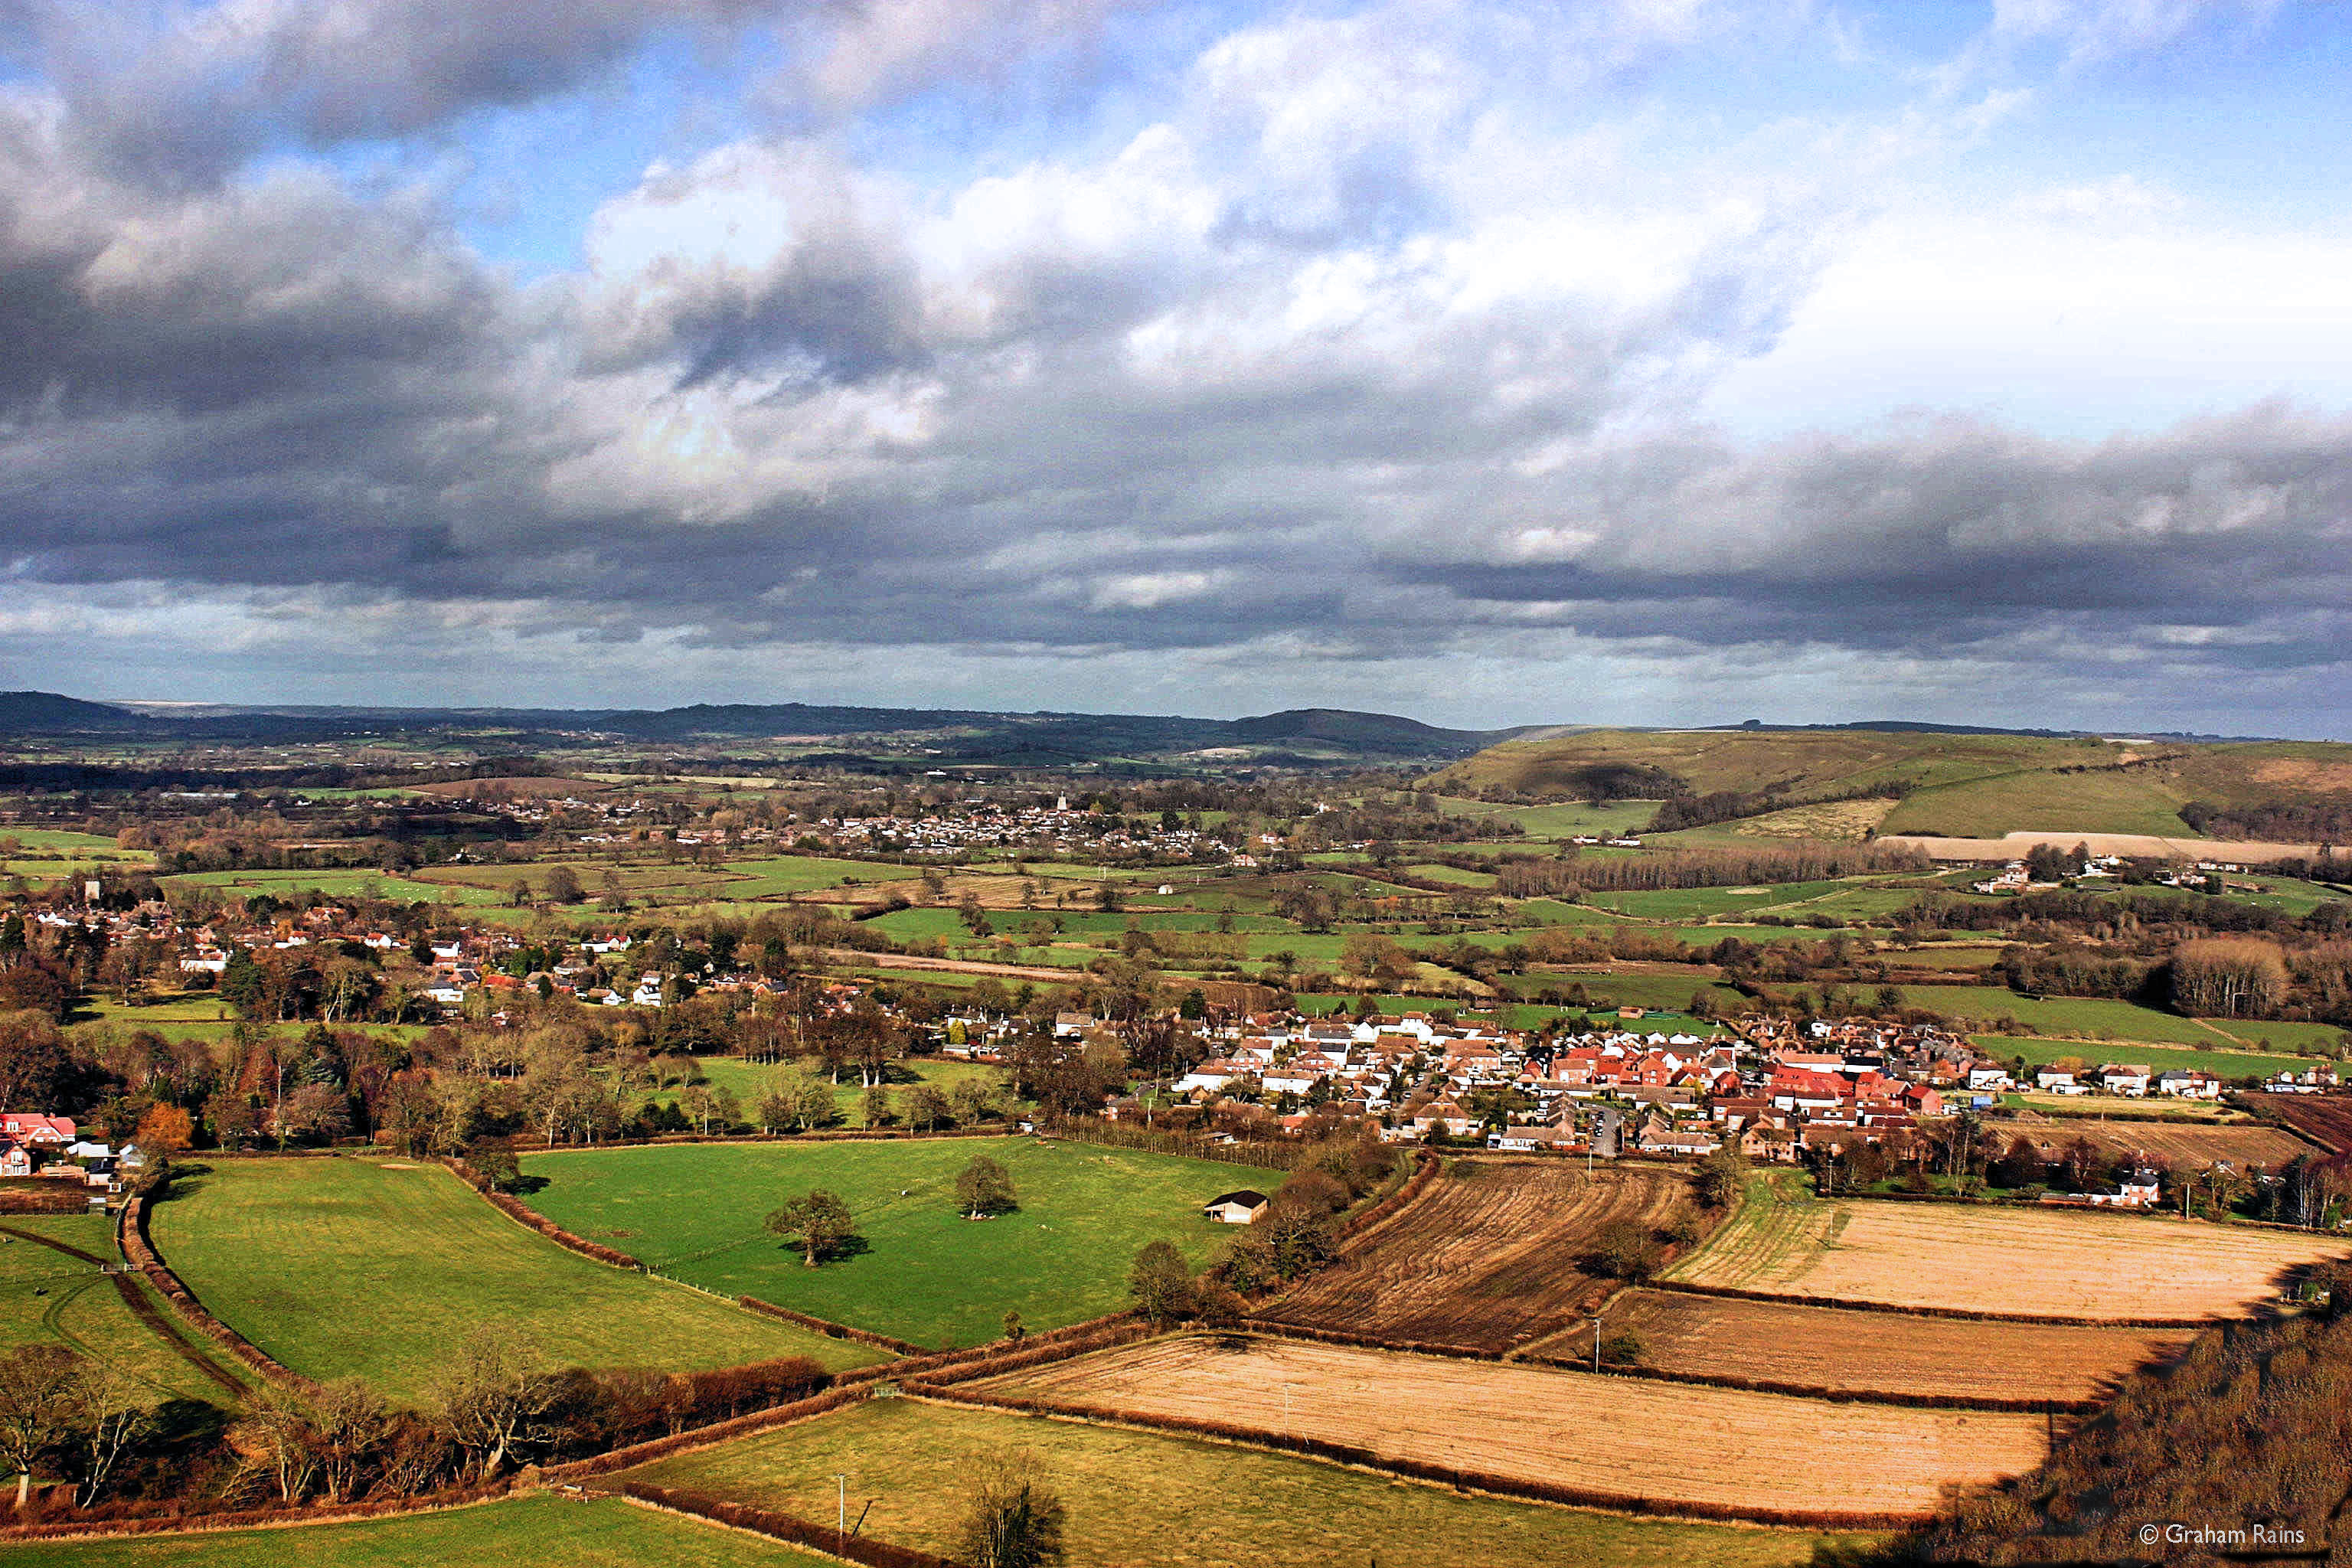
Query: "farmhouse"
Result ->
[[2156, 1069, 2223, 1099], [2096, 1064, 2152, 1097], [1204, 1190, 1270, 1224], [0, 1114, 75, 1147]]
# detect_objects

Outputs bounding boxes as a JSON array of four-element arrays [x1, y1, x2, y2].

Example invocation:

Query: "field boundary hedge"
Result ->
[[549, 1386, 873, 1480], [610, 1483, 962, 1568], [914, 1320, 1155, 1386], [549, 1309, 1149, 1481], [520, 1126, 1010, 1155], [1642, 1279, 2210, 1329], [0, 1182, 96, 1214], [1241, 1319, 1506, 1363], [1329, 1149, 1439, 1247], [1038, 1116, 1307, 1171], [440, 1155, 646, 1270], [118, 1187, 314, 1387], [0, 1478, 515, 1543], [737, 1295, 923, 1355], [904, 1383, 1924, 1530]]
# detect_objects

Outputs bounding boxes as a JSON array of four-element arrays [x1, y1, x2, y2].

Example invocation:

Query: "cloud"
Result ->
[[0, 0, 2344, 736]]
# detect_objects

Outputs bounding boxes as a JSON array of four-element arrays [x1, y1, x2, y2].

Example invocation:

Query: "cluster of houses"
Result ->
[[1018, 1007, 2334, 1213], [816, 799, 1216, 862], [0, 1113, 140, 1197]]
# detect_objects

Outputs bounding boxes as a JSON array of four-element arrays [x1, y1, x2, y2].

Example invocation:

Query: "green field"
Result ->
[[8, 1494, 830, 1568], [149, 1158, 881, 1401], [1972, 1035, 2322, 1081], [66, 998, 434, 1050], [1503, 970, 1746, 1013], [1580, 881, 1854, 920], [1429, 795, 1662, 841], [1881, 769, 2195, 838], [1896, 985, 2236, 1045], [717, 856, 884, 896], [160, 867, 502, 904], [521, 1138, 1281, 1349], [1402, 862, 1498, 887], [0, 1213, 243, 1406], [0, 829, 129, 851], [624, 1396, 1861, 1568], [2196, 1018, 2352, 1054]]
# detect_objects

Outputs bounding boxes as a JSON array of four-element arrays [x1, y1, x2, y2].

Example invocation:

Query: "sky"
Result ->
[[0, 0, 2347, 736]]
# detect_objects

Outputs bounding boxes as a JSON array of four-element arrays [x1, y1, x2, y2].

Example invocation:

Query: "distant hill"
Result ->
[[1429, 728, 2352, 841], [0, 691, 151, 733], [2, 692, 1508, 766], [1227, 709, 1517, 752]]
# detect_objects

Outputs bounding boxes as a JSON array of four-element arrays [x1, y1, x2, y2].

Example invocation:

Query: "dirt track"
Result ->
[[1254, 1159, 1692, 1351], [971, 1334, 2046, 1521]]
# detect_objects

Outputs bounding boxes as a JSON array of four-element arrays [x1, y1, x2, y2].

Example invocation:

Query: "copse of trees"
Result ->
[[2169, 937, 2290, 1018], [1494, 841, 1929, 898]]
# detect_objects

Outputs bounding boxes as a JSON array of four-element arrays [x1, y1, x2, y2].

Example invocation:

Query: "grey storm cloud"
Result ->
[[0, 0, 2344, 730]]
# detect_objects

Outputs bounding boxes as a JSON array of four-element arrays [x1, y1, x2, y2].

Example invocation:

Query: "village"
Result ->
[[11, 877, 2343, 1226]]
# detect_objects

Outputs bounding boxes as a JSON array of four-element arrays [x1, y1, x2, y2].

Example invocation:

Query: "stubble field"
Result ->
[[966, 1334, 2046, 1521], [2000, 1119, 2312, 1172], [1664, 1181, 2346, 1320], [1596, 1289, 2195, 1405]]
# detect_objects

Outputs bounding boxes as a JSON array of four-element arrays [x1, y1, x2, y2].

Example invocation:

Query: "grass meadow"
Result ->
[[521, 1138, 1279, 1349], [150, 1158, 880, 1401], [7, 1494, 831, 1568], [0, 1213, 243, 1406], [160, 867, 506, 905], [1895, 985, 2234, 1044], [623, 1396, 1869, 1568]]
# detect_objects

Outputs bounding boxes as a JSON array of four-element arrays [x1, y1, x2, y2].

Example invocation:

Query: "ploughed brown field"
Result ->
[[1594, 1289, 2196, 1405], [1999, 1119, 2311, 1172], [1253, 1158, 1690, 1351], [2262, 1096, 2352, 1155], [1667, 1200, 2346, 1320], [967, 1334, 2047, 1521]]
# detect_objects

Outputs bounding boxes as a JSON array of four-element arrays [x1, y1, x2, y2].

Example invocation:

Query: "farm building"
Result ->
[[1204, 1190, 1270, 1224], [0, 1114, 75, 1146]]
